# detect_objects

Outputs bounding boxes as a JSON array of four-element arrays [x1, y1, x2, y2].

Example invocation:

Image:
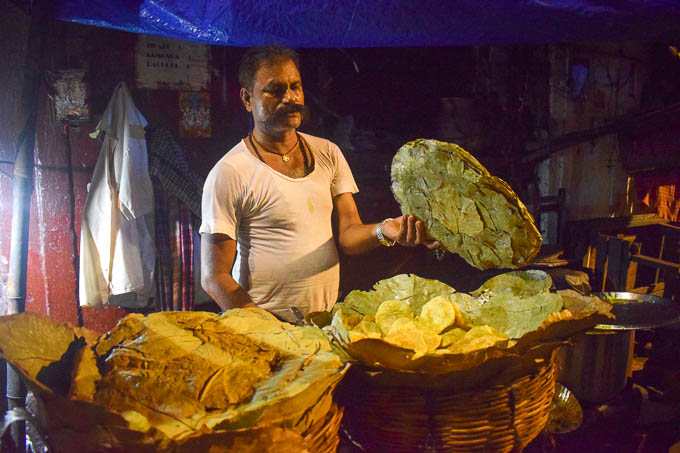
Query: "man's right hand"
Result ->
[[200, 233, 257, 311], [383, 214, 440, 249]]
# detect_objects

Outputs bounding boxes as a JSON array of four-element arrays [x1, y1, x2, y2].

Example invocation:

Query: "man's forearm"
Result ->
[[337, 215, 440, 255], [337, 222, 381, 255], [201, 273, 257, 311]]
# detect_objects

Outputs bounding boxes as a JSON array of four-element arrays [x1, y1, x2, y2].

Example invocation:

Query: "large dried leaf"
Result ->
[[0, 312, 88, 394], [338, 274, 457, 319], [471, 269, 553, 298], [466, 270, 564, 338], [391, 139, 542, 269]]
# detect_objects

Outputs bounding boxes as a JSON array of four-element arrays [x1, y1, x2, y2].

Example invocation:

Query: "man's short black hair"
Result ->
[[238, 44, 301, 92]]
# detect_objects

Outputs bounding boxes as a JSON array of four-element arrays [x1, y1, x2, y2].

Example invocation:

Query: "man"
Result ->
[[200, 45, 438, 322]]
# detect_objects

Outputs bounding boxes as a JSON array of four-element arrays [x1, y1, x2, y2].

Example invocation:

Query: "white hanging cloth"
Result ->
[[79, 82, 155, 307]]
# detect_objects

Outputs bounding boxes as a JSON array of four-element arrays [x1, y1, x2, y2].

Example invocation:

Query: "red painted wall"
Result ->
[[0, 7, 131, 332], [29, 87, 130, 332], [0, 9, 132, 332], [0, 8, 245, 333]]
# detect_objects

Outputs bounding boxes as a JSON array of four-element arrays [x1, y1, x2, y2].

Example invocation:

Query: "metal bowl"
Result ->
[[593, 292, 680, 331]]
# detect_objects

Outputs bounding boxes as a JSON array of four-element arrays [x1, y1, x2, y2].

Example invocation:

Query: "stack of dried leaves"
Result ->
[[0, 309, 347, 452], [391, 139, 542, 269], [84, 312, 280, 419]]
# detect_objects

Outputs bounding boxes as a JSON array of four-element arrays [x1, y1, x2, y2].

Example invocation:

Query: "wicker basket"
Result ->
[[303, 402, 344, 453], [338, 363, 555, 452]]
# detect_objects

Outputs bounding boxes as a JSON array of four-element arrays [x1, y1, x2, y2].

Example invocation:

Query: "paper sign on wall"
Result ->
[[135, 35, 209, 91]]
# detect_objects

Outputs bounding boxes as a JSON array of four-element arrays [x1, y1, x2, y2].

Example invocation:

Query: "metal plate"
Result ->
[[546, 383, 583, 433], [594, 292, 680, 330]]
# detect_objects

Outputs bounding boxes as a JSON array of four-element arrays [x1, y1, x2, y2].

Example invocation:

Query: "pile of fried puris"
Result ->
[[332, 272, 612, 361]]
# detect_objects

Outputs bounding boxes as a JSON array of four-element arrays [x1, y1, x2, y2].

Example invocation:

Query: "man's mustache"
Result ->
[[273, 104, 307, 116]]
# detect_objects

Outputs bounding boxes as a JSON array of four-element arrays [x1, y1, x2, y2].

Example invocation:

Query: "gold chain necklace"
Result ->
[[250, 134, 299, 162]]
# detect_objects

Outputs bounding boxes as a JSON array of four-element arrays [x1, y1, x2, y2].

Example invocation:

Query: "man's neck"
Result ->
[[252, 127, 298, 152]]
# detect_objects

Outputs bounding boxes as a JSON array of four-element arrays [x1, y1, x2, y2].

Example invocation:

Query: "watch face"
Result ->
[[377, 222, 395, 246]]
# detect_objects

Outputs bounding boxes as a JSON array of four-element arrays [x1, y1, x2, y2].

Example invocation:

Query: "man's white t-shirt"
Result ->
[[200, 133, 358, 321]]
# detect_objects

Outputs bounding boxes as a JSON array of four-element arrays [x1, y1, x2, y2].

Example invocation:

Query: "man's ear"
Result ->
[[240, 87, 252, 112]]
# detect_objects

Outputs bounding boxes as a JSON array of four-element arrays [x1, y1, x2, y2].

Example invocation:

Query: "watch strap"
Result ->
[[376, 218, 396, 247]]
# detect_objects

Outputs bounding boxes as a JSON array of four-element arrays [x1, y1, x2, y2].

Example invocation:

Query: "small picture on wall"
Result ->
[[179, 91, 211, 138], [47, 70, 89, 124]]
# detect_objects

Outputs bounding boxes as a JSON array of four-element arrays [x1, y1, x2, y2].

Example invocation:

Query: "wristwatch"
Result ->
[[376, 218, 396, 247]]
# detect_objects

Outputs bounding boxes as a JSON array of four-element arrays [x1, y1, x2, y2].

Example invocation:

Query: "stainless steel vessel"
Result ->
[[556, 292, 680, 403], [556, 328, 632, 402]]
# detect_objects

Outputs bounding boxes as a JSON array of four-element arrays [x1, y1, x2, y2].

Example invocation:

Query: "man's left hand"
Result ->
[[383, 214, 440, 249]]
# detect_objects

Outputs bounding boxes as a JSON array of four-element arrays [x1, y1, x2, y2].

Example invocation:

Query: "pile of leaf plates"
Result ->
[[0, 308, 348, 453], [391, 139, 542, 270]]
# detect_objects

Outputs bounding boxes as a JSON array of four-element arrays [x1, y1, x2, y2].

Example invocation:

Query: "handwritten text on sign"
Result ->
[[135, 35, 209, 90]]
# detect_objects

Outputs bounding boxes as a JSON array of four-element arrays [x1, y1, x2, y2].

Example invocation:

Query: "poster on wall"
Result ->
[[179, 92, 211, 138], [135, 35, 210, 91], [47, 70, 89, 124]]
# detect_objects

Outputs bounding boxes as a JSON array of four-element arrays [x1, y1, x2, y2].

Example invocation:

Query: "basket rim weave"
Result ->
[[339, 363, 556, 452]]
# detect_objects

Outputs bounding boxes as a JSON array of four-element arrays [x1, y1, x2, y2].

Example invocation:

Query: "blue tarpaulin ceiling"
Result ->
[[55, 0, 680, 47]]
